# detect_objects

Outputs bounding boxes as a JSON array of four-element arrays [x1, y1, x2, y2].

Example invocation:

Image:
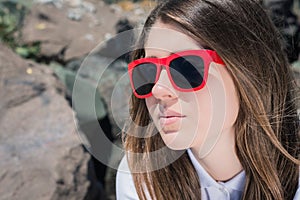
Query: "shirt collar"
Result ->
[[187, 149, 245, 192]]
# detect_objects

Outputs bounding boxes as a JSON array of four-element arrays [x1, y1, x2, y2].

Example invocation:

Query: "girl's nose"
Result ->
[[151, 68, 178, 101]]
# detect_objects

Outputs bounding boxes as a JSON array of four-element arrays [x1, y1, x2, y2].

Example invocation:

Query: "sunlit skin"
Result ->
[[144, 21, 243, 181]]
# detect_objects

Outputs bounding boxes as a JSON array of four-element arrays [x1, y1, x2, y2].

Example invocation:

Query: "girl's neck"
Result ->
[[191, 127, 243, 182]]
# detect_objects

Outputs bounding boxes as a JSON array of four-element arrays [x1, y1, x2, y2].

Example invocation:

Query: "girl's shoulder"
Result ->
[[116, 156, 139, 199]]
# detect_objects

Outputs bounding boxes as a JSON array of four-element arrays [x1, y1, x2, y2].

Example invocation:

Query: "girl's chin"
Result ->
[[158, 122, 181, 134], [161, 133, 193, 150]]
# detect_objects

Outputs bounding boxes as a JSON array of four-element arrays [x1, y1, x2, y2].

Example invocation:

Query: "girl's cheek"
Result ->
[[194, 64, 239, 157]]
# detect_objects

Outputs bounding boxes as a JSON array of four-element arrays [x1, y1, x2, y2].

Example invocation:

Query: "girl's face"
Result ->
[[144, 21, 239, 157]]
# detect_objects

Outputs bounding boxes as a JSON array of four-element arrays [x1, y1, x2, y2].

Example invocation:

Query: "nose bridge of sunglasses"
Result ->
[[154, 63, 174, 87], [153, 57, 170, 79]]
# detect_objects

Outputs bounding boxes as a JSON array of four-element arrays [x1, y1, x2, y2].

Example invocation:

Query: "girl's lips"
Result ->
[[159, 116, 184, 126], [159, 109, 185, 127]]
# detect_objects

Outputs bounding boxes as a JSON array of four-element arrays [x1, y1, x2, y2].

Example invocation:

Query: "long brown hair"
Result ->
[[123, 0, 300, 199]]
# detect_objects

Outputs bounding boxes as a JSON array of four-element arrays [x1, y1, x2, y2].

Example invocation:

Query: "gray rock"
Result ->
[[82, 1, 96, 13], [21, 3, 118, 61], [0, 43, 101, 200], [67, 8, 83, 21], [64, 54, 130, 137], [20, 1, 154, 62]]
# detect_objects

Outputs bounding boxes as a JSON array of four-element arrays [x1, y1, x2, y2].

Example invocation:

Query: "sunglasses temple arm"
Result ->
[[209, 51, 225, 65]]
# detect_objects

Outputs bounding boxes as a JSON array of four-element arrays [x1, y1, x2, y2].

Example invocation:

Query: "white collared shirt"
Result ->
[[116, 149, 300, 199], [187, 149, 245, 199]]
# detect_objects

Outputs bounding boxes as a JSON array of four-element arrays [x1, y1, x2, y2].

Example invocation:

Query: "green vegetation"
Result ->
[[0, 0, 39, 58]]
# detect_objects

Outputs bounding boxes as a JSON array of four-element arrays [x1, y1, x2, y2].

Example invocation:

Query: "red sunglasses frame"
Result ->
[[128, 49, 225, 99]]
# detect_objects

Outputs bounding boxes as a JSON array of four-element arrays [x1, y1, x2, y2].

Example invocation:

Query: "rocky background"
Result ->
[[0, 0, 155, 200], [0, 43, 101, 200], [0, 0, 299, 200]]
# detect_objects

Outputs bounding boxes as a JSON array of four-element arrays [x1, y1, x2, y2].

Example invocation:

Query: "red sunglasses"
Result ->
[[128, 49, 225, 99]]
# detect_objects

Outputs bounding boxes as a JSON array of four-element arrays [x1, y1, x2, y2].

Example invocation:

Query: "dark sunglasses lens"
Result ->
[[132, 63, 157, 96], [170, 55, 204, 89]]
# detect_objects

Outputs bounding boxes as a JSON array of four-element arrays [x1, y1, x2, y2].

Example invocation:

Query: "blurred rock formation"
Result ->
[[20, 0, 151, 62], [0, 43, 103, 200], [0, 0, 156, 199]]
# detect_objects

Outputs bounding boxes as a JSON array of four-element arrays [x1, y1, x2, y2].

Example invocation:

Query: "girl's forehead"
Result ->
[[144, 22, 202, 57]]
